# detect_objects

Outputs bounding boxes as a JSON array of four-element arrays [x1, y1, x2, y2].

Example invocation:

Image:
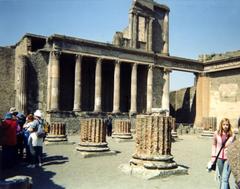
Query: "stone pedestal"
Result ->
[[112, 119, 133, 141], [76, 118, 116, 158], [120, 114, 188, 179], [170, 117, 178, 139], [201, 117, 217, 138], [45, 122, 68, 144]]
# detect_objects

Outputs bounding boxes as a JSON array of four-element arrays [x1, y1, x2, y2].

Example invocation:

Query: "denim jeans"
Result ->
[[217, 159, 231, 189]]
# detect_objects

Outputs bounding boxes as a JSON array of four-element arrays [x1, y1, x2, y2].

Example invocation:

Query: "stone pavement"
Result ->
[[0, 134, 237, 189]]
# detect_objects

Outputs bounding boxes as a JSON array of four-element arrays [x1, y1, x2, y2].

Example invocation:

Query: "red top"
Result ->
[[2, 119, 17, 145]]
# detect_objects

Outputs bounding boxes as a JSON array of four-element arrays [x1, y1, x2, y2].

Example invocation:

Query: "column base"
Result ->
[[200, 130, 214, 138], [112, 133, 133, 140], [119, 163, 188, 180], [76, 150, 117, 158], [45, 135, 68, 143]]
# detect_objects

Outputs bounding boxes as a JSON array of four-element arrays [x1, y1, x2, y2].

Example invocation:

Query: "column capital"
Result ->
[[148, 64, 154, 69], [96, 57, 103, 63], [132, 62, 138, 67], [163, 67, 172, 73], [114, 59, 121, 65], [75, 54, 83, 60], [51, 50, 61, 58]]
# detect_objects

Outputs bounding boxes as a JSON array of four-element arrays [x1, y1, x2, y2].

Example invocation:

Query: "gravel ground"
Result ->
[[1, 134, 237, 189]]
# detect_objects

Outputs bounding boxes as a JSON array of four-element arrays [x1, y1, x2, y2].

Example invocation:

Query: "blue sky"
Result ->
[[1, 0, 240, 91]]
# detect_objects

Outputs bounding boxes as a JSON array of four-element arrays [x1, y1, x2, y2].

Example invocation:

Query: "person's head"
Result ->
[[34, 110, 42, 119], [4, 113, 12, 120], [9, 107, 18, 116], [218, 118, 233, 136], [26, 114, 34, 122]]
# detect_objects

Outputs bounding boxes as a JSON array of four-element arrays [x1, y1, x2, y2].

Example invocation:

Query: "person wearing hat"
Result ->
[[27, 110, 44, 168], [1, 112, 18, 169]]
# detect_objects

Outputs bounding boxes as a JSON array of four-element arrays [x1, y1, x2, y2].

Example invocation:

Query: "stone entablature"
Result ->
[[203, 58, 240, 73]]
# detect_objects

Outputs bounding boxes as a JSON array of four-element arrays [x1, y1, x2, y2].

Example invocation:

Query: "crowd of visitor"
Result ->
[[0, 107, 47, 169]]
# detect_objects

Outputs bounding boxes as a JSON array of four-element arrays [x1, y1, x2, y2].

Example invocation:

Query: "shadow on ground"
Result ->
[[0, 154, 69, 189]]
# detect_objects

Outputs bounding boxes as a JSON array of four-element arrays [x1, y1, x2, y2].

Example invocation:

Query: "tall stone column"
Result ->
[[16, 55, 27, 113], [113, 60, 120, 113], [162, 68, 171, 116], [146, 65, 153, 113], [73, 55, 82, 111], [47, 52, 52, 111], [50, 51, 61, 111], [147, 17, 153, 52], [130, 63, 138, 114], [94, 58, 102, 112], [162, 12, 169, 55]]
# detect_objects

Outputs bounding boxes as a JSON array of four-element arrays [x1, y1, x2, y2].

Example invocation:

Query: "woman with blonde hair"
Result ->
[[211, 118, 235, 189]]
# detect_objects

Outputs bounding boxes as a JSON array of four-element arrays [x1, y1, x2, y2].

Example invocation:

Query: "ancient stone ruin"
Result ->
[[45, 122, 68, 144], [76, 118, 116, 157], [120, 114, 187, 179], [112, 119, 133, 141]]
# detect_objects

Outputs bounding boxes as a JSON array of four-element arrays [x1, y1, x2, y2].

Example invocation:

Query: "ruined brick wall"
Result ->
[[208, 68, 240, 127], [0, 47, 15, 116], [170, 87, 196, 124]]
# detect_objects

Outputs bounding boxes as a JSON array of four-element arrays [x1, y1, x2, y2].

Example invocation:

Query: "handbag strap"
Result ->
[[212, 136, 230, 164]]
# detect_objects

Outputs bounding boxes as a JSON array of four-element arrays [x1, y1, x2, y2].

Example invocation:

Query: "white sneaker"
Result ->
[[27, 164, 36, 168]]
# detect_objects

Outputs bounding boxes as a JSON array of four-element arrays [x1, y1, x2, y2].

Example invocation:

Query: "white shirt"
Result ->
[[28, 132, 44, 147]]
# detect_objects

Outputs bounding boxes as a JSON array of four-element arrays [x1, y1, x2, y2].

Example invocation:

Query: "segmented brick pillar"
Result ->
[[112, 119, 132, 139], [77, 118, 109, 152], [130, 115, 177, 169], [171, 117, 178, 138], [45, 122, 68, 142]]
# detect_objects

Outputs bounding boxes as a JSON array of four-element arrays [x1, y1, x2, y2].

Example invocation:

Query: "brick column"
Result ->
[[50, 51, 61, 110], [130, 63, 138, 114], [146, 65, 153, 113], [94, 58, 102, 112], [162, 68, 171, 115], [130, 115, 177, 169], [113, 60, 120, 113], [45, 122, 68, 142], [16, 55, 27, 113], [112, 119, 132, 139], [77, 118, 110, 153], [73, 55, 82, 111]]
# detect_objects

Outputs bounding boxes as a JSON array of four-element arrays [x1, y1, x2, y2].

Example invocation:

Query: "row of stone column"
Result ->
[[46, 52, 170, 113]]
